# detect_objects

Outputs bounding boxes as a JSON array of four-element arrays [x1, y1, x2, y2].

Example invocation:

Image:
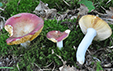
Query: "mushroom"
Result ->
[[76, 15, 112, 64], [46, 29, 70, 49], [4, 13, 44, 48]]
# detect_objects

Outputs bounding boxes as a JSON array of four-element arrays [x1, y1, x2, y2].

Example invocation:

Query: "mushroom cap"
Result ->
[[47, 29, 70, 42], [5, 13, 44, 45], [79, 15, 112, 41]]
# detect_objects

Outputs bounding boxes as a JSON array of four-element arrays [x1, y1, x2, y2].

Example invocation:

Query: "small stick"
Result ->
[[106, 0, 111, 4], [63, 0, 70, 6]]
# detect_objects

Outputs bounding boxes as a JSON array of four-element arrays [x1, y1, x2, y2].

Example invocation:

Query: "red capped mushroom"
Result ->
[[47, 29, 70, 49], [4, 13, 44, 47]]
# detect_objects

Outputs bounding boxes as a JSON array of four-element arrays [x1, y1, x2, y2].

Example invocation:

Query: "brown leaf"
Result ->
[[33, 1, 57, 19], [77, 4, 89, 16], [59, 65, 76, 71], [105, 7, 113, 18]]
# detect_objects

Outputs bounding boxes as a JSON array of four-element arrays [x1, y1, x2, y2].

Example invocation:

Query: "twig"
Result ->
[[93, 57, 100, 62], [0, 15, 5, 22], [102, 18, 113, 24], [0, 8, 4, 11], [42, 69, 52, 70], [108, 46, 113, 48], [44, 62, 53, 68], [101, 6, 106, 11], [102, 18, 113, 21], [93, 10, 107, 16], [17, 63, 20, 71], [18, 0, 21, 5], [106, 0, 111, 4], [63, 0, 70, 6], [0, 6, 6, 13], [52, 62, 56, 71], [34, 63, 43, 71], [52, 49, 66, 65], [55, 3, 61, 10]]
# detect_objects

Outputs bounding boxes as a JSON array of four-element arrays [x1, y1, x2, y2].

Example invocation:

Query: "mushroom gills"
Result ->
[[76, 28, 97, 64]]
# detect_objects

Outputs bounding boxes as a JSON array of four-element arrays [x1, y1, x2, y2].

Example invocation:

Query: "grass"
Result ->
[[0, 67, 13, 69], [96, 61, 103, 71]]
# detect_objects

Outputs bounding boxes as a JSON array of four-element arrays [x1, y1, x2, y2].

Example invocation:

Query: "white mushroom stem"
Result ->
[[57, 40, 63, 49], [76, 28, 97, 64], [20, 41, 31, 48]]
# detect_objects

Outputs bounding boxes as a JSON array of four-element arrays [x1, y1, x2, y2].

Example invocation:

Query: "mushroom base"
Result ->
[[20, 41, 31, 48]]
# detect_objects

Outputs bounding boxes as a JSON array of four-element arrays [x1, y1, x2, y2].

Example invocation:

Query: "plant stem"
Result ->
[[0, 67, 13, 69]]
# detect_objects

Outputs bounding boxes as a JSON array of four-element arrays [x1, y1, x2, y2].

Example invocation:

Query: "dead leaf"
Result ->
[[77, 4, 89, 16], [105, 7, 113, 18], [59, 65, 76, 71], [101, 7, 113, 24], [101, 6, 113, 19], [94, 6, 113, 24], [33, 1, 57, 20], [34, 1, 78, 21]]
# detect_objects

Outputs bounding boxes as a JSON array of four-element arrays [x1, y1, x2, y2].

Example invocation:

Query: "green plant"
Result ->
[[0, 2, 3, 7], [2, 0, 38, 19], [96, 61, 103, 71], [78, 0, 95, 12], [0, 29, 11, 55], [0, 67, 13, 69]]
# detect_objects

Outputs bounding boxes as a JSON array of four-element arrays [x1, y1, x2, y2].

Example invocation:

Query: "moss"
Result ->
[[2, 0, 38, 18]]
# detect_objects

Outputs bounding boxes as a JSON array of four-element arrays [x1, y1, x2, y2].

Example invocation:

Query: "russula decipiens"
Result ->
[[76, 15, 112, 64], [4, 13, 44, 47], [47, 29, 70, 49]]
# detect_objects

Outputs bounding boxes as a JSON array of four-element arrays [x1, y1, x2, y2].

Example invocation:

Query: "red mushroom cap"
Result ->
[[5, 13, 44, 45], [47, 30, 70, 42]]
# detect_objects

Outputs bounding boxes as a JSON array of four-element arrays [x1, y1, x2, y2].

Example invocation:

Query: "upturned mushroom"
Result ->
[[76, 15, 112, 64], [46, 29, 70, 49], [4, 13, 44, 48]]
